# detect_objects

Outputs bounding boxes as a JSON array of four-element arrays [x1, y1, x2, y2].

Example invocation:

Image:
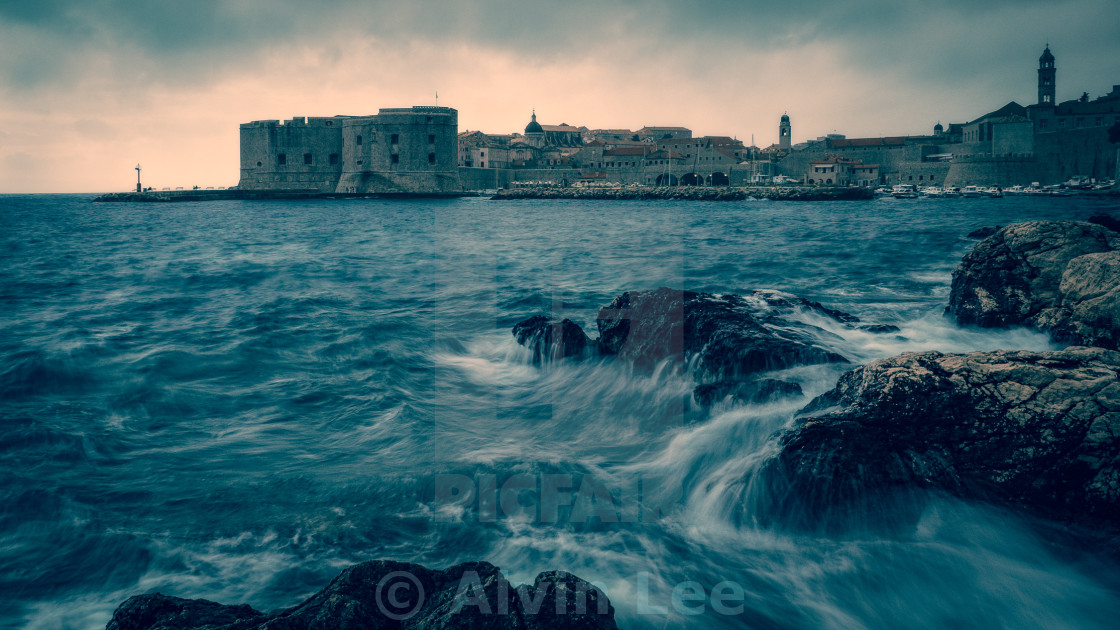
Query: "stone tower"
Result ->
[[779, 113, 791, 151], [1038, 46, 1056, 105]]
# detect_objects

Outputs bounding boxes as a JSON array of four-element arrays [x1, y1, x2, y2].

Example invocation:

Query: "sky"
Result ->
[[1, 0, 1118, 193]]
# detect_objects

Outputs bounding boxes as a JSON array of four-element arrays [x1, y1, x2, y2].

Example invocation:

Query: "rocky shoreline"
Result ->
[[107, 560, 617, 629], [492, 185, 874, 201], [511, 219, 1120, 534]]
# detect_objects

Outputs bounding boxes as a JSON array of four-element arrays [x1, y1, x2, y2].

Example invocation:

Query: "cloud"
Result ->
[[0, 0, 1118, 191]]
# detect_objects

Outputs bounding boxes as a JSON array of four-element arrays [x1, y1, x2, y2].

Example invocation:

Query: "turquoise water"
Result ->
[[2, 193, 1119, 628]]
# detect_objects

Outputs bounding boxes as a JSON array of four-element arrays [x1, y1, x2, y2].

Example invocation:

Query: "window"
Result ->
[[326, 121, 332, 126], [329, 154, 339, 165], [428, 153, 436, 164], [357, 160, 362, 165], [357, 135, 363, 145], [1040, 119, 1049, 129], [428, 134, 435, 144], [391, 154, 400, 164], [304, 153, 312, 165], [278, 154, 286, 165], [256, 161, 262, 167], [391, 134, 399, 144]]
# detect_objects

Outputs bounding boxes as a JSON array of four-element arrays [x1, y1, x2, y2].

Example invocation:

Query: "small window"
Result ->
[[326, 121, 332, 126], [329, 153, 339, 165], [256, 161, 262, 167], [391, 134, 399, 144], [278, 154, 286, 165], [428, 134, 435, 144], [304, 153, 312, 165], [428, 153, 436, 164], [391, 154, 399, 164], [357, 159, 362, 165], [356, 135, 363, 145]]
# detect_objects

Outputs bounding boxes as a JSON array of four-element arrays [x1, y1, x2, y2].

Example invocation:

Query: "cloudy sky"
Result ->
[[1, 0, 1118, 193]]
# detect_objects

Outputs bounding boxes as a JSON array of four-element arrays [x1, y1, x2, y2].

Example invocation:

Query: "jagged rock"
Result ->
[[1037, 251, 1120, 349], [760, 347, 1120, 528], [692, 378, 804, 406], [595, 287, 849, 381], [947, 221, 1120, 348], [107, 560, 617, 630], [512, 315, 590, 363], [967, 225, 1002, 239]]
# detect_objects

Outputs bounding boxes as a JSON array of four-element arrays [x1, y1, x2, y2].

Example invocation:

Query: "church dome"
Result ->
[[524, 111, 543, 134], [1039, 46, 1054, 63], [934, 122, 944, 134], [780, 113, 790, 122]]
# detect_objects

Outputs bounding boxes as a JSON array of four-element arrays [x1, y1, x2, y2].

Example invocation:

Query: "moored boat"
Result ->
[[891, 184, 920, 199]]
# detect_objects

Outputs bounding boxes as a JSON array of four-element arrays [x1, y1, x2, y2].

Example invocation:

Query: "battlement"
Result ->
[[378, 106, 458, 115]]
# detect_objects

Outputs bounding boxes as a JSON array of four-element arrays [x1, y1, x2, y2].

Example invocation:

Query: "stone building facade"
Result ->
[[238, 106, 460, 194]]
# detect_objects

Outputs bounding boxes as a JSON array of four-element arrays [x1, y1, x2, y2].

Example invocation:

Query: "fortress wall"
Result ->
[[942, 156, 1045, 187], [893, 162, 952, 186], [1033, 127, 1116, 182], [238, 117, 344, 191], [459, 167, 583, 189], [337, 107, 460, 194]]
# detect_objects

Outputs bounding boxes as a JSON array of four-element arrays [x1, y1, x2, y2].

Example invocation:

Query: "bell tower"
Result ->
[[779, 113, 791, 151], [1038, 45, 1056, 105]]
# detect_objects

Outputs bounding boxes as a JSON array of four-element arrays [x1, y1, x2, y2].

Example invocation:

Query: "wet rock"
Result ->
[[512, 315, 590, 363], [947, 221, 1120, 348], [1088, 213, 1120, 234], [595, 287, 849, 381], [761, 347, 1120, 528], [107, 560, 617, 630], [1039, 251, 1120, 350], [966, 225, 1002, 239], [857, 323, 902, 334], [692, 378, 804, 406]]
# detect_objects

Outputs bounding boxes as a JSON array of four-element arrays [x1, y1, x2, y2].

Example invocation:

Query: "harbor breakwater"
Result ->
[[492, 185, 875, 201]]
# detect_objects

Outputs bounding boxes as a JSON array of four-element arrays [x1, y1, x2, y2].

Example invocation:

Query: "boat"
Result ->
[[982, 186, 1003, 198], [891, 184, 920, 199], [1005, 185, 1025, 195], [921, 186, 945, 197], [961, 185, 983, 198], [943, 186, 962, 197]]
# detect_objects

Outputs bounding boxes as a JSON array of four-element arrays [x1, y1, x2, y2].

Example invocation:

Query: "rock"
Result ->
[[1039, 251, 1120, 349], [1088, 213, 1120, 234], [947, 221, 1120, 348], [692, 378, 804, 406], [967, 225, 1002, 239], [856, 323, 902, 334], [106, 596, 265, 630], [595, 287, 850, 382], [512, 315, 590, 363], [107, 560, 617, 630], [760, 347, 1120, 529]]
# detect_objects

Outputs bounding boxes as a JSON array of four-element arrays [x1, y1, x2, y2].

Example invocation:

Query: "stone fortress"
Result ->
[[235, 47, 1118, 194], [238, 106, 460, 194]]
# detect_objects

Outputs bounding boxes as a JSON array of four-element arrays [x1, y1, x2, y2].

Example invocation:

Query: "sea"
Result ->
[[2, 193, 1120, 629]]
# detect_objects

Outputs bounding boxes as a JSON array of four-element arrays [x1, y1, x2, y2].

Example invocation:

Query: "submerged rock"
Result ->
[[595, 287, 849, 382], [692, 378, 804, 407], [107, 560, 617, 630], [512, 315, 591, 363], [947, 221, 1120, 348], [761, 347, 1120, 528], [966, 225, 1002, 239]]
